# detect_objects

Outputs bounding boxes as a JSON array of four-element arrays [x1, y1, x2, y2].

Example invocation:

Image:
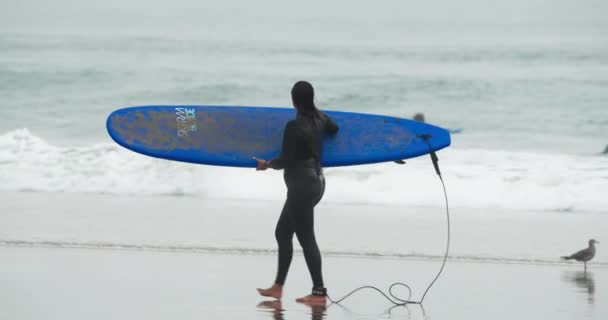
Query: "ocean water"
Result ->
[[1, 0, 608, 260], [1, 1, 607, 211]]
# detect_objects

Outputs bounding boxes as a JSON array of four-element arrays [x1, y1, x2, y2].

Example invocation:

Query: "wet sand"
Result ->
[[2, 245, 605, 320]]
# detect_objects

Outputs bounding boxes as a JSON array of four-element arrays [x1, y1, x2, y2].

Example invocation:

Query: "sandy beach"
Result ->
[[2, 245, 605, 320], [1, 192, 606, 319], [1, 192, 606, 264]]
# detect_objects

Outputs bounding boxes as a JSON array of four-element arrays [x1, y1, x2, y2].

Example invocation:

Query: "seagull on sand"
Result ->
[[561, 239, 599, 270]]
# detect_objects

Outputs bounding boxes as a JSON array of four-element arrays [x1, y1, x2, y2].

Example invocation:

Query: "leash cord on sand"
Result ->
[[327, 139, 450, 306]]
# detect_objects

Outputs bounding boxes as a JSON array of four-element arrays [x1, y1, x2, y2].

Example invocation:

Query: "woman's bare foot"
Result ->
[[295, 294, 327, 305], [256, 284, 283, 299]]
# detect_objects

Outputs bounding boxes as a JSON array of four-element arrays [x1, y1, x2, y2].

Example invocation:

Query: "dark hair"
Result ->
[[291, 80, 319, 116]]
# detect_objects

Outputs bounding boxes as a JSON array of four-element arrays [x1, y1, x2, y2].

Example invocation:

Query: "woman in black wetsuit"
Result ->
[[253, 81, 338, 304]]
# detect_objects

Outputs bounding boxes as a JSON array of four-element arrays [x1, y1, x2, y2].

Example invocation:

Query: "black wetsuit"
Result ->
[[269, 111, 338, 291]]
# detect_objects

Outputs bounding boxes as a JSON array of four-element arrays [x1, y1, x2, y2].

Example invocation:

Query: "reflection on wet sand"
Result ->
[[257, 300, 327, 320], [561, 270, 595, 304], [257, 300, 429, 320], [257, 300, 285, 320]]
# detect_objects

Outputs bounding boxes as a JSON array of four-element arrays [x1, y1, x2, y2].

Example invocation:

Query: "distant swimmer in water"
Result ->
[[413, 112, 425, 122], [412, 112, 462, 134]]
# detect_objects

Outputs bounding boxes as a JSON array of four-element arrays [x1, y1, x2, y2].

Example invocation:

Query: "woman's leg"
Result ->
[[292, 175, 325, 290], [257, 199, 294, 299], [274, 200, 295, 285]]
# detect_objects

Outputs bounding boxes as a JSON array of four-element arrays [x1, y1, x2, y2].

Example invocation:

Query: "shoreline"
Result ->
[[2, 240, 606, 269], [2, 191, 606, 265]]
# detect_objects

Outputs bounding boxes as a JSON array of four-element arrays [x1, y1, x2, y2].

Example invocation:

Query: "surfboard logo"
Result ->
[[175, 107, 197, 137]]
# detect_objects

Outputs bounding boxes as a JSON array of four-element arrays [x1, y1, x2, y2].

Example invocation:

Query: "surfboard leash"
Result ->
[[326, 134, 450, 306]]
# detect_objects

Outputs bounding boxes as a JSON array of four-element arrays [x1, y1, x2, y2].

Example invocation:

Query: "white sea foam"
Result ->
[[2, 129, 607, 213]]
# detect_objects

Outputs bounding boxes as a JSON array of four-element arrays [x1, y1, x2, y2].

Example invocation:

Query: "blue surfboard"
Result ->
[[106, 105, 451, 167]]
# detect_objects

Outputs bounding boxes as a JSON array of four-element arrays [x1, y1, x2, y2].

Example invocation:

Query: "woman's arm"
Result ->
[[323, 112, 339, 135], [268, 120, 298, 170], [254, 120, 298, 170]]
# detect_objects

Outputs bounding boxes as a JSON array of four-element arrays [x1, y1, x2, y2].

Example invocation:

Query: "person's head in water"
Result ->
[[413, 112, 425, 122], [291, 80, 319, 116]]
